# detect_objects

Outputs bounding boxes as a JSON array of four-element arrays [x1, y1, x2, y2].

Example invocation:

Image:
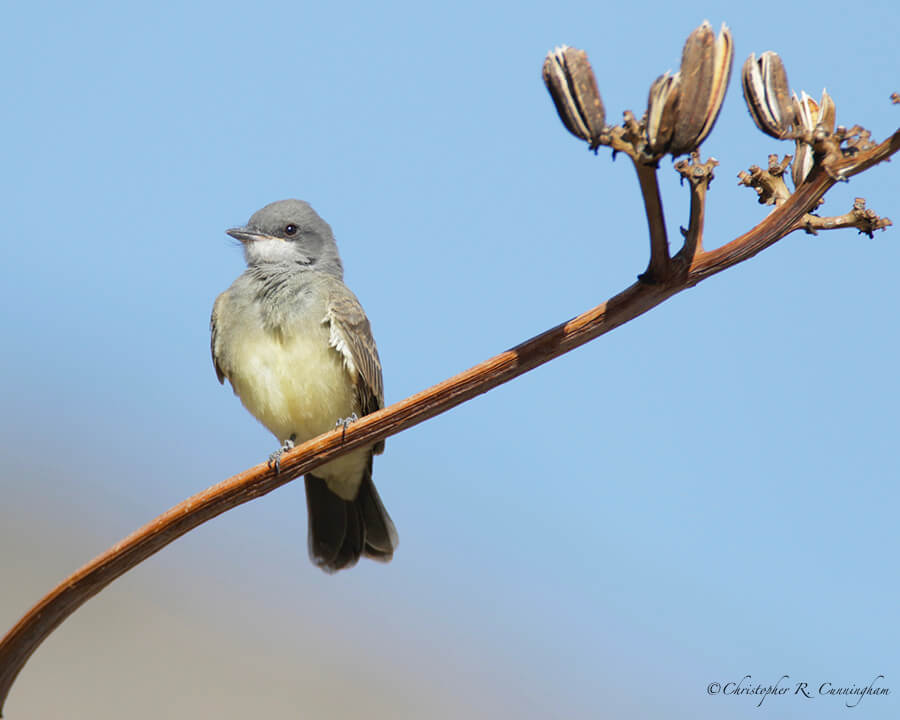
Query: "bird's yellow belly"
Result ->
[[228, 325, 367, 498]]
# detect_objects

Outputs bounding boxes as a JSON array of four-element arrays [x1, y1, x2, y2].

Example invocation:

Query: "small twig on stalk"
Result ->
[[675, 153, 718, 262], [738, 154, 793, 206], [796, 197, 892, 237]]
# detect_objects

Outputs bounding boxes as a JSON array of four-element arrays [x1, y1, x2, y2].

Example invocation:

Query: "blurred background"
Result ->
[[1, 0, 898, 718]]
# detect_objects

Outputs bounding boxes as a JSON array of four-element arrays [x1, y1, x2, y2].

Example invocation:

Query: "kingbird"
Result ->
[[211, 199, 397, 573]]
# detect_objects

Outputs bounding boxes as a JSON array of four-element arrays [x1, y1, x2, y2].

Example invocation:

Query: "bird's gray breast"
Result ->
[[245, 267, 329, 335]]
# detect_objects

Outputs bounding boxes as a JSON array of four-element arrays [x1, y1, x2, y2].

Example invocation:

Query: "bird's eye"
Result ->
[[284, 224, 298, 236]]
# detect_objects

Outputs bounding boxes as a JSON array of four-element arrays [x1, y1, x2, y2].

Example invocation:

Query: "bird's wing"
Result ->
[[324, 286, 384, 419], [210, 292, 227, 384]]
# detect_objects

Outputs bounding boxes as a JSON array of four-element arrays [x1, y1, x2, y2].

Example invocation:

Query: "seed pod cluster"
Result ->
[[645, 21, 733, 157]]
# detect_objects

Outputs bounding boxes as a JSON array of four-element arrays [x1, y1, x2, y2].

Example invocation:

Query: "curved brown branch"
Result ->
[[634, 160, 671, 281], [1, 127, 897, 716]]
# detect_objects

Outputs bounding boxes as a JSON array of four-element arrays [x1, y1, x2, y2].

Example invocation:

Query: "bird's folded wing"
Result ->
[[324, 288, 384, 418], [210, 292, 227, 384]]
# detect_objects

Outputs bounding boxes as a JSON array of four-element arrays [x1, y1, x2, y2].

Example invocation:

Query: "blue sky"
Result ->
[[1, 1, 898, 718]]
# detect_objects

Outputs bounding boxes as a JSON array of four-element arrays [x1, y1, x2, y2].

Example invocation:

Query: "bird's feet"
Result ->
[[268, 434, 296, 474], [335, 413, 359, 442]]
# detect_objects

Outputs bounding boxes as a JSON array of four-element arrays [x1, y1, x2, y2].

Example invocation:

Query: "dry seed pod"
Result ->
[[791, 89, 837, 186], [793, 90, 818, 133], [670, 22, 715, 155], [792, 139, 813, 188], [646, 21, 733, 157], [694, 23, 733, 146], [761, 52, 794, 129], [542, 46, 606, 147], [742, 51, 795, 138], [646, 71, 681, 154], [818, 89, 836, 134]]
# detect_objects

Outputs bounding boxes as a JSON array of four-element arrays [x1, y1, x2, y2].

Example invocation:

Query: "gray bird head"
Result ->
[[227, 199, 343, 278]]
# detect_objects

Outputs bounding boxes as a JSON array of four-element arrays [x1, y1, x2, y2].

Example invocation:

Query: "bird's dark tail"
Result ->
[[304, 459, 398, 573]]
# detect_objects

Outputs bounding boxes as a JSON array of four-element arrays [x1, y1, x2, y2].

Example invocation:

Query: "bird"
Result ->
[[210, 199, 397, 572]]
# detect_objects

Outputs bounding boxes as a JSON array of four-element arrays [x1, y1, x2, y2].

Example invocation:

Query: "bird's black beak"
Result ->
[[226, 226, 271, 244]]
